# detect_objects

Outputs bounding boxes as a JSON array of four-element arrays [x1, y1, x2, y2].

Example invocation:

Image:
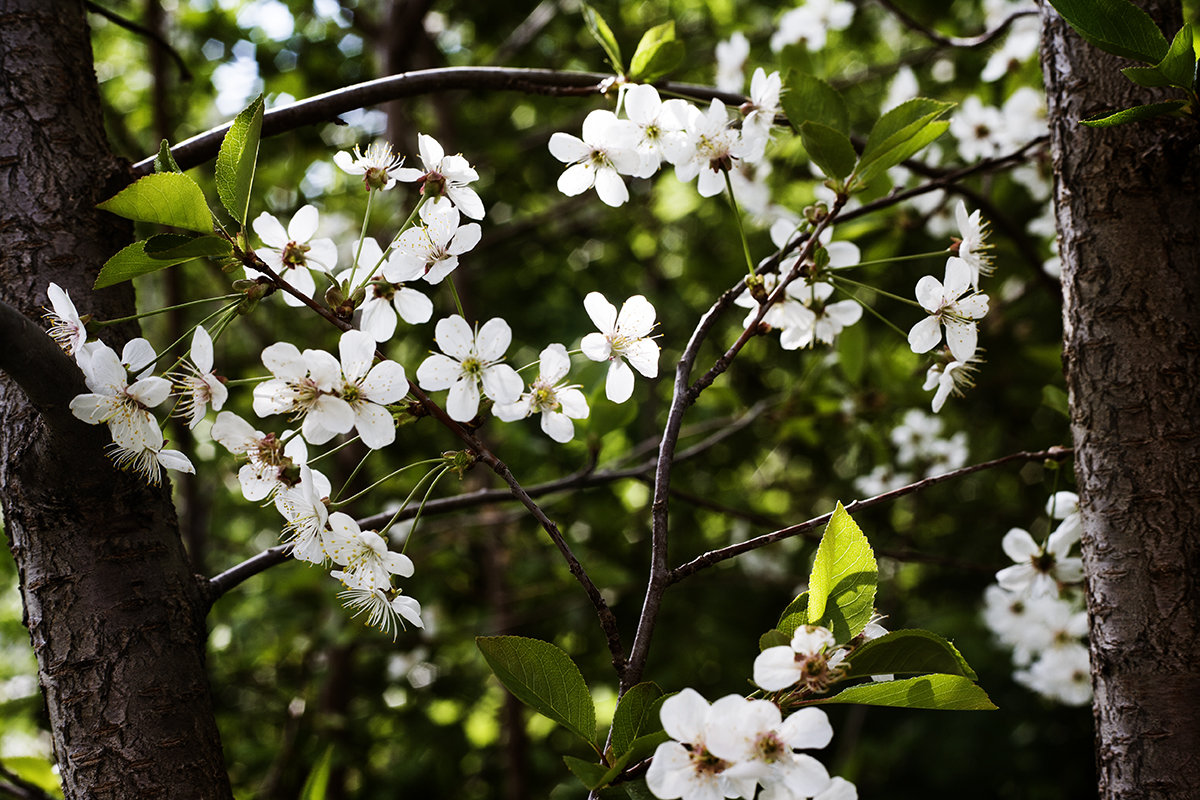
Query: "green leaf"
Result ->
[[814, 674, 997, 710], [476, 636, 596, 744], [1042, 384, 1070, 417], [1080, 100, 1188, 127], [776, 591, 809, 638], [216, 94, 264, 226], [843, 630, 977, 680], [154, 139, 181, 173], [1155, 24, 1196, 88], [93, 235, 232, 290], [799, 122, 857, 180], [97, 172, 213, 234], [299, 746, 333, 800], [806, 502, 877, 642], [1120, 65, 1174, 87], [610, 682, 663, 757], [628, 22, 683, 83], [760, 628, 792, 651], [837, 318, 867, 384], [564, 755, 609, 790], [855, 98, 953, 184], [582, 4, 623, 73], [591, 730, 670, 791], [1047, 0, 1169, 64], [782, 72, 849, 134]]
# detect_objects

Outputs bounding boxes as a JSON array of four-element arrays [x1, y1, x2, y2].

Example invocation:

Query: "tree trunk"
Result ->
[[1041, 2, 1200, 797], [0, 1, 232, 797]]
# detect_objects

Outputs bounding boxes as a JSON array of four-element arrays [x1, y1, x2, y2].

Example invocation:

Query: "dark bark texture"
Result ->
[[0, 1, 232, 797], [1041, 2, 1200, 797]]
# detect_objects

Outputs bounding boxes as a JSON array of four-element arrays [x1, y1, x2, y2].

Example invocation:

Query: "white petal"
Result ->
[[907, 316, 942, 354], [583, 292, 617, 333], [944, 319, 978, 362], [778, 706, 834, 750], [580, 332, 611, 362], [557, 163, 596, 197], [559, 388, 589, 419], [623, 338, 659, 378], [605, 359, 635, 403], [548, 132, 590, 164], [943, 257, 973, 297], [417, 133, 445, 167], [252, 212, 288, 248], [416, 354, 463, 391], [1002, 528, 1040, 562], [157, 449, 195, 474], [393, 289, 433, 325], [915, 275, 946, 313], [538, 343, 571, 383], [540, 411, 575, 443], [360, 298, 399, 343], [754, 645, 802, 691], [658, 688, 710, 743], [361, 360, 408, 404], [446, 377, 481, 421], [338, 329, 376, 383], [481, 364, 523, 404], [435, 315, 475, 360], [354, 402, 396, 449], [121, 338, 157, 373], [211, 411, 261, 453], [593, 168, 629, 207], [475, 317, 512, 362], [261, 341, 306, 380], [190, 326, 215, 372]]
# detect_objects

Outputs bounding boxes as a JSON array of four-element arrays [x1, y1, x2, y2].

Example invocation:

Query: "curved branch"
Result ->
[[86, 1, 192, 80], [204, 545, 290, 608], [131, 67, 752, 177], [872, 2, 1039, 49], [667, 445, 1074, 584]]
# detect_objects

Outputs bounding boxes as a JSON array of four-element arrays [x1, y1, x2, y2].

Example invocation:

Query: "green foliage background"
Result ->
[[0, 0, 1101, 797]]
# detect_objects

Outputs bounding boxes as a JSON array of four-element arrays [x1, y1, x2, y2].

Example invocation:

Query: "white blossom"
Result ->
[[248, 205, 338, 308], [394, 133, 485, 220], [715, 32, 749, 93], [771, 1, 855, 52], [335, 237, 433, 343], [580, 293, 659, 403], [211, 411, 307, 501], [252, 341, 354, 445], [275, 464, 333, 564], [620, 84, 690, 178], [705, 697, 833, 800], [741, 68, 783, 164], [416, 316, 523, 422], [323, 512, 415, 593], [334, 329, 407, 449], [548, 109, 640, 206], [170, 325, 228, 429], [673, 99, 746, 197], [389, 201, 481, 286], [494, 343, 589, 442], [1014, 643, 1092, 706], [333, 141, 407, 191], [995, 526, 1084, 598], [646, 689, 738, 800], [43, 282, 88, 358], [907, 257, 990, 362], [754, 625, 839, 692]]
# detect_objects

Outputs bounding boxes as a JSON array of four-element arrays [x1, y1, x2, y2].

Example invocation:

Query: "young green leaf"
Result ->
[[781, 72, 849, 134], [815, 674, 997, 710], [610, 682, 663, 757], [799, 122, 857, 181], [776, 591, 809, 638], [97, 172, 214, 233], [806, 502, 877, 642], [299, 746, 333, 800], [760, 628, 792, 651], [476, 636, 596, 745], [215, 94, 265, 226], [154, 139, 181, 173], [93, 235, 232, 290], [1047, 0, 1169, 64], [843, 629, 977, 680], [564, 755, 610, 790], [1120, 65, 1174, 87], [1080, 100, 1188, 127], [628, 22, 684, 83], [855, 98, 953, 184], [1153, 23, 1195, 89], [582, 4, 623, 73]]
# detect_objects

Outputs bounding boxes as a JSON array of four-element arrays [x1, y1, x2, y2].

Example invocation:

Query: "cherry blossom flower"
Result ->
[[705, 696, 833, 800], [646, 689, 738, 800], [106, 429, 195, 486], [333, 141, 406, 191], [923, 358, 977, 413], [170, 325, 228, 429], [620, 84, 690, 178], [814, 777, 859, 800], [779, 281, 862, 349], [211, 411, 308, 501], [907, 257, 990, 362], [949, 96, 1006, 161], [1014, 642, 1092, 706], [494, 343, 589, 443], [334, 568, 424, 637], [323, 512, 414, 593], [673, 99, 746, 197], [741, 68, 783, 163], [335, 329, 408, 449], [416, 316, 523, 422], [252, 341, 354, 445], [335, 237, 433, 342], [389, 201, 481, 286], [548, 109, 640, 206], [1046, 491, 1082, 545], [995, 526, 1084, 598], [275, 464, 332, 564], [954, 201, 994, 288], [43, 282, 88, 358], [754, 625, 840, 692], [580, 293, 659, 403], [70, 341, 170, 455], [770, 0, 855, 52], [248, 205, 338, 307], [715, 31, 749, 93], [395, 133, 485, 220]]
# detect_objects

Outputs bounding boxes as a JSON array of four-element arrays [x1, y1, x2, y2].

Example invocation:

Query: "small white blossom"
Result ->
[[580, 293, 659, 404], [715, 32, 749, 93], [275, 464, 332, 564], [333, 141, 407, 191], [416, 316, 523, 422], [395, 133, 485, 220], [335, 568, 424, 638], [548, 109, 640, 206], [954, 201, 994, 288], [211, 411, 307, 501], [1014, 643, 1092, 706], [646, 689, 738, 800], [335, 237, 433, 343], [754, 625, 840, 692], [323, 512, 415, 593], [923, 359, 977, 413], [620, 84, 690, 178], [70, 341, 170, 455], [248, 205, 338, 308], [252, 341, 354, 445], [170, 325, 228, 429], [907, 257, 990, 362], [995, 526, 1084, 598], [673, 99, 746, 197], [494, 343, 589, 443], [389, 201, 481, 286], [741, 68, 783, 163], [43, 282, 88, 358], [1046, 491, 1082, 545], [771, 0, 855, 52]]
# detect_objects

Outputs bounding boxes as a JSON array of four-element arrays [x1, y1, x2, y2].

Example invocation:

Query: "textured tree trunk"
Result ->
[[0, 1, 232, 797], [1041, 2, 1200, 797]]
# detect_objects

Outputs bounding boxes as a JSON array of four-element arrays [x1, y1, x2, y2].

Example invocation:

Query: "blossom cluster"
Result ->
[[854, 409, 969, 497], [983, 491, 1092, 705]]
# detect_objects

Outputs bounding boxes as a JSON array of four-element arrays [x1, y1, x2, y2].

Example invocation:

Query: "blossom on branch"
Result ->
[[494, 343, 589, 443], [581, 292, 659, 404], [248, 205, 338, 308], [416, 315, 523, 422], [907, 257, 989, 362], [395, 133, 485, 220], [333, 141, 407, 191], [170, 325, 228, 429], [548, 109, 640, 207], [43, 282, 88, 359]]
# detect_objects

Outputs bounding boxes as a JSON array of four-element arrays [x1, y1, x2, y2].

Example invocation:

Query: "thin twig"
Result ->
[[205, 545, 291, 607], [871, 2, 1039, 49], [85, 0, 192, 80], [667, 445, 1074, 584]]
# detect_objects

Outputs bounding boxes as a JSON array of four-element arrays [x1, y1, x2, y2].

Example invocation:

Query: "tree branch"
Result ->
[[667, 445, 1074, 584], [0, 759, 56, 800], [85, 0, 191, 80], [871, 2, 1039, 49]]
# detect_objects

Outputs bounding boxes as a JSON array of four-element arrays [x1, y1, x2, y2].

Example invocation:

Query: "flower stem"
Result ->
[[829, 274, 923, 309], [332, 457, 445, 507], [447, 275, 467, 318], [723, 169, 758, 279], [93, 293, 242, 326], [832, 283, 909, 340], [850, 249, 950, 268]]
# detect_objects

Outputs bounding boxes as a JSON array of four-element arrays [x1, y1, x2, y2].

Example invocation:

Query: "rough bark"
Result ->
[[1041, 2, 1200, 797], [0, 1, 232, 797]]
